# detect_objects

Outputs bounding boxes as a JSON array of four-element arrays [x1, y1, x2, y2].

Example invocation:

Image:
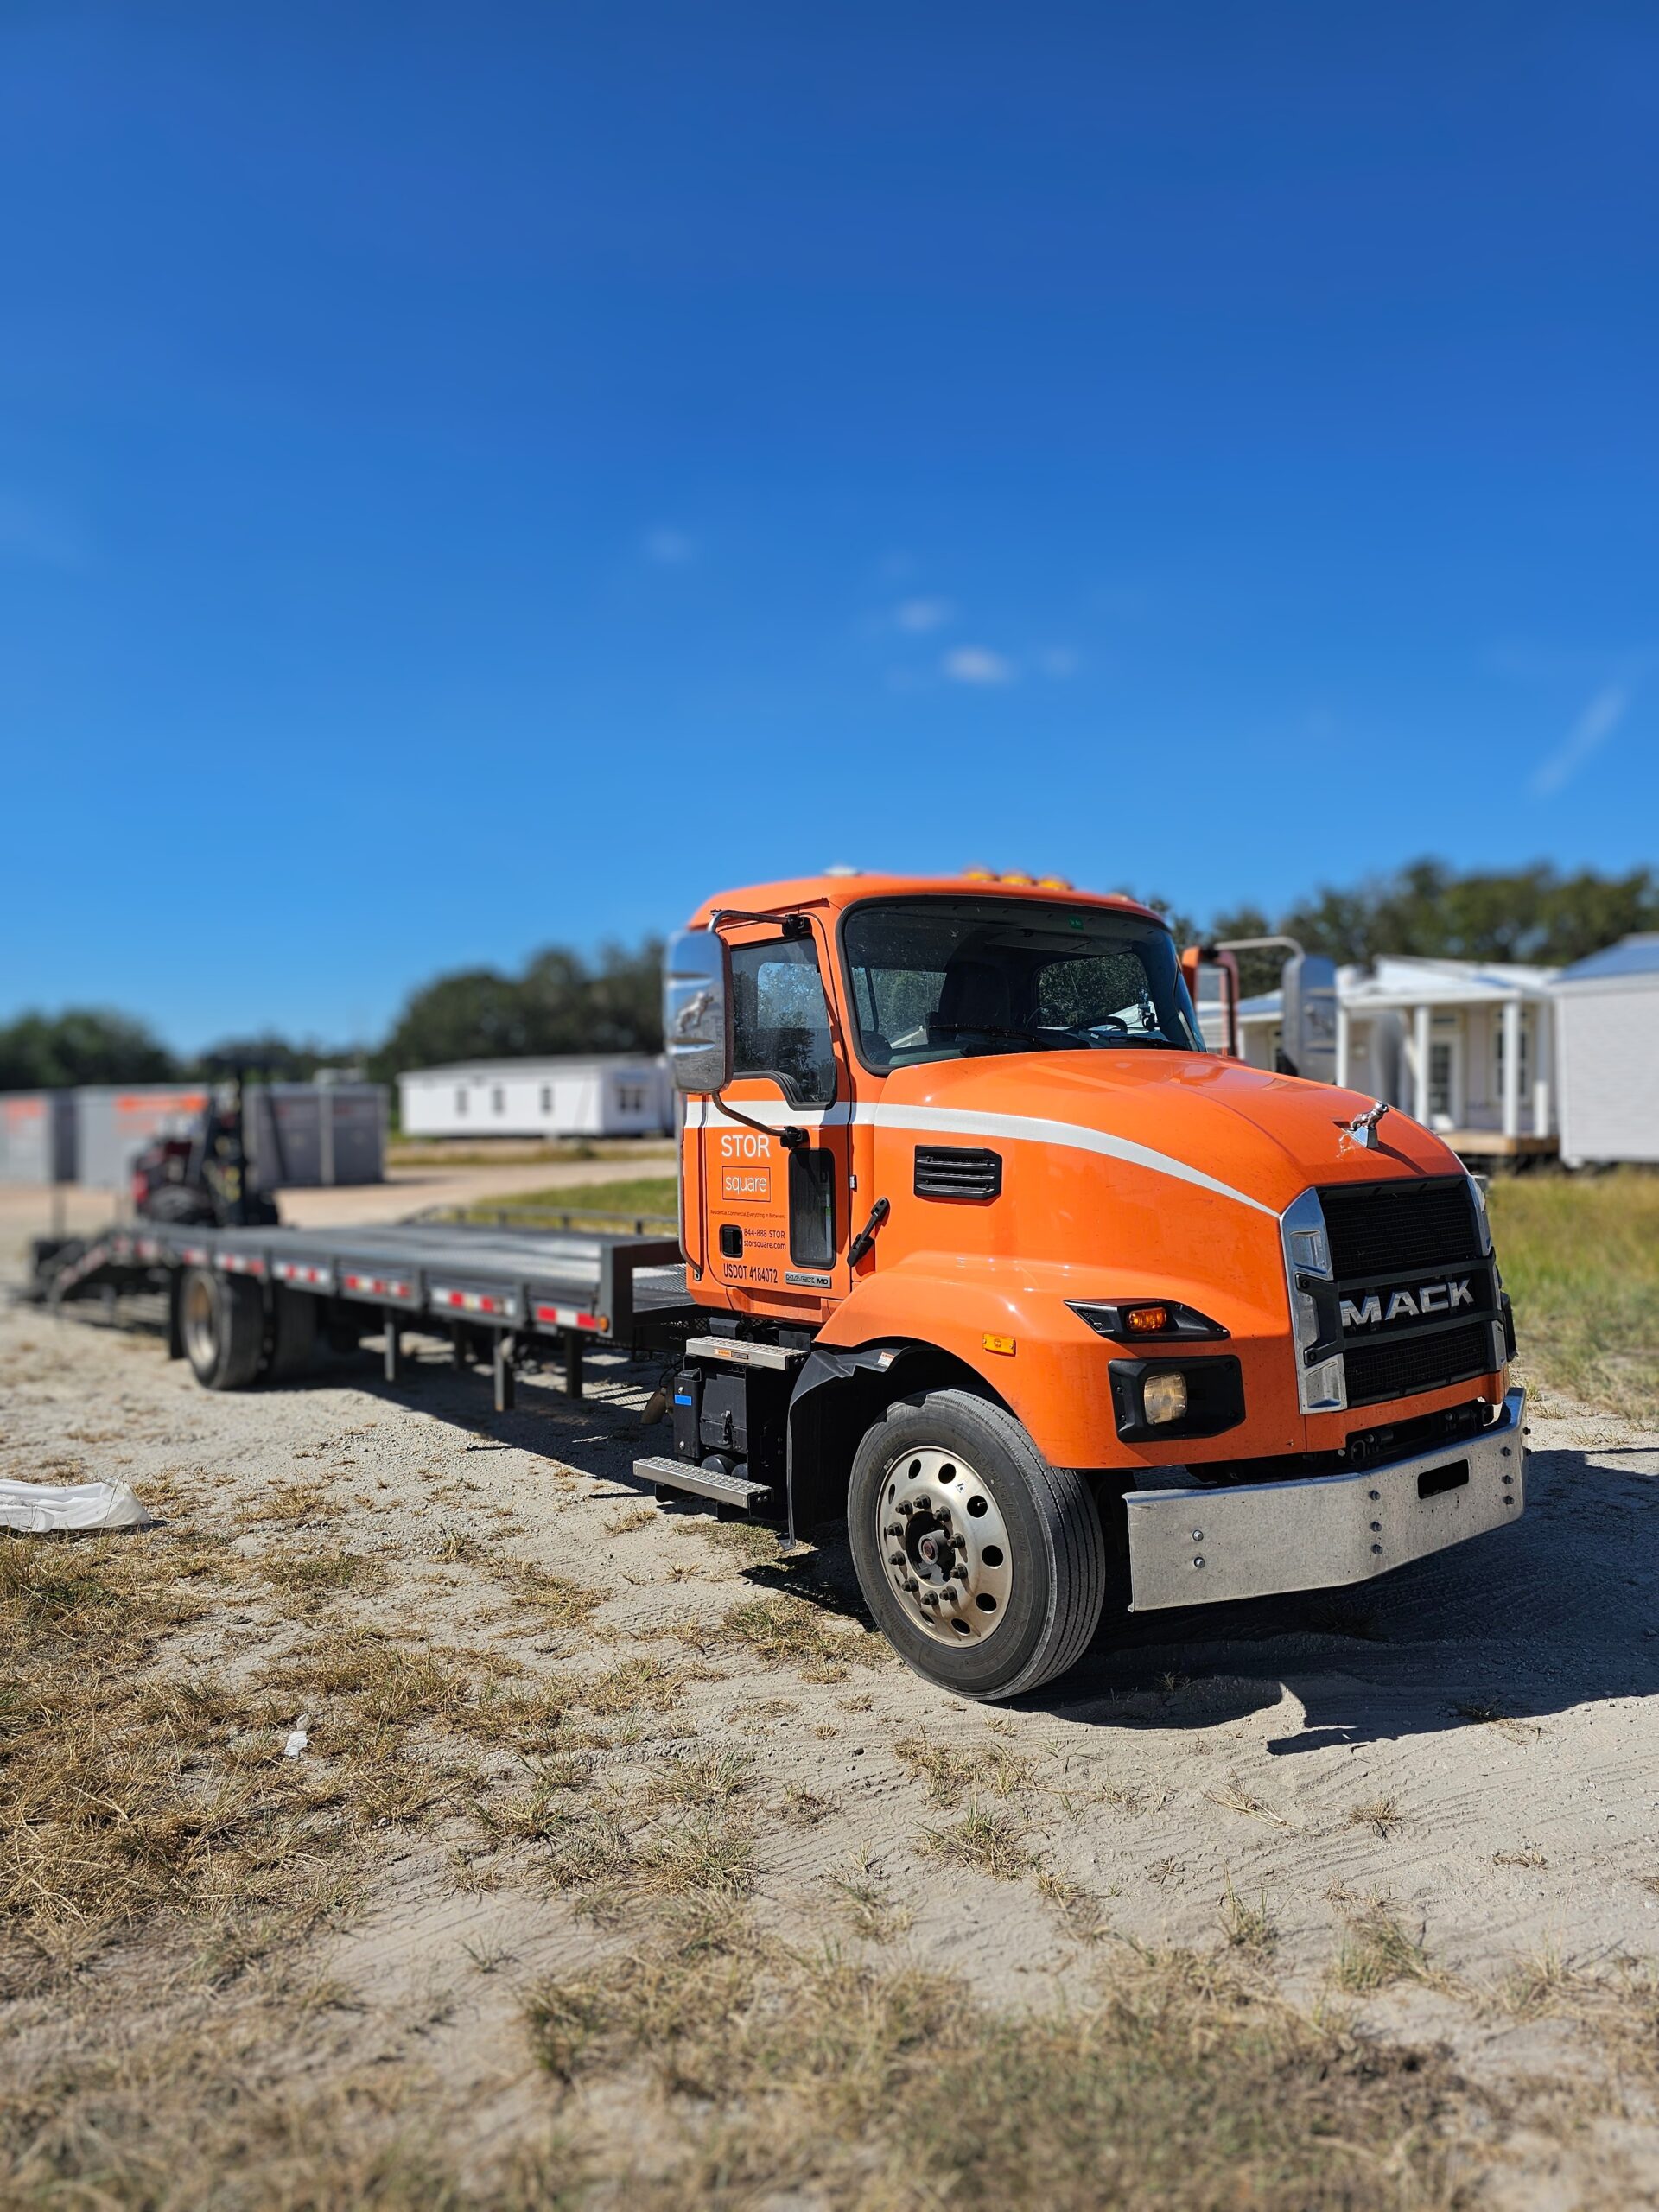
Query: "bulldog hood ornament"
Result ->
[[1342, 1100, 1390, 1152]]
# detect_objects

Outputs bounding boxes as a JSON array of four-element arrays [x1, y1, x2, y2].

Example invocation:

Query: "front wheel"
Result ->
[[847, 1389, 1107, 1700]]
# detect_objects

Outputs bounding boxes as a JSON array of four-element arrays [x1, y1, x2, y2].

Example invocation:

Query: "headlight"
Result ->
[[1466, 1172, 1492, 1255], [1142, 1370, 1190, 1425]]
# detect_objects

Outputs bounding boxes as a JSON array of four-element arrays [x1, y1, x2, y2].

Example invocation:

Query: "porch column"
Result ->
[[1413, 1002, 1432, 1123], [1534, 996, 1554, 1135], [1501, 996, 1522, 1139], [1335, 1001, 1351, 1089]]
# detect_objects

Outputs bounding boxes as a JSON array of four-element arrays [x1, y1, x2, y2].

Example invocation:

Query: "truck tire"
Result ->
[[178, 1266, 264, 1392], [264, 1286, 318, 1382], [848, 1389, 1107, 1701]]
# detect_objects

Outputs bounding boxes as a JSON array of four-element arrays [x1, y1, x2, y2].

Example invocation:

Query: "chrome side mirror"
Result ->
[[664, 930, 733, 1094]]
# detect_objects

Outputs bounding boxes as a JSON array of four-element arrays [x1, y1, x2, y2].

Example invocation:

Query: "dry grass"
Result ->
[[1036, 1867, 1115, 1943], [825, 1850, 911, 1943], [1218, 1873, 1277, 1955], [919, 1802, 1035, 1881], [492, 1560, 606, 1637], [522, 1930, 1483, 2210], [0, 2015, 579, 2209], [258, 1547, 390, 1606], [1489, 1168, 1659, 1421], [1348, 1795, 1402, 1838], [0, 1529, 442, 1987], [688, 1592, 882, 1681], [1331, 1899, 1444, 1994], [1206, 1777, 1294, 1827], [245, 1480, 343, 1527], [604, 1505, 656, 1535], [893, 1730, 1032, 1807]]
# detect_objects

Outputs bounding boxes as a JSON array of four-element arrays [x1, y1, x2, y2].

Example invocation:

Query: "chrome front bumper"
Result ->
[[1123, 1388, 1525, 1611]]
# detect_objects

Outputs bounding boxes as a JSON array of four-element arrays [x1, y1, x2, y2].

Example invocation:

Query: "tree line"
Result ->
[[4, 861, 1655, 1090]]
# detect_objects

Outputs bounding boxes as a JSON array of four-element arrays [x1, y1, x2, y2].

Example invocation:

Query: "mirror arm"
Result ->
[[713, 1093, 807, 1152]]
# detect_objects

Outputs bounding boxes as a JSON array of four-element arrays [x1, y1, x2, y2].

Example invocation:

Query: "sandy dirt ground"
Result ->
[[1, 1276, 1656, 2206]]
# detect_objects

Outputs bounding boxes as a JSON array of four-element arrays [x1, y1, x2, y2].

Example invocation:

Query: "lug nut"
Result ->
[[883, 1522, 902, 1538], [938, 1585, 958, 1605], [902, 1574, 920, 1593], [888, 1551, 905, 1568]]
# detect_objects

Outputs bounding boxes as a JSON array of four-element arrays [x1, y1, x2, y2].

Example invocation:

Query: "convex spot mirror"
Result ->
[[664, 929, 733, 1094]]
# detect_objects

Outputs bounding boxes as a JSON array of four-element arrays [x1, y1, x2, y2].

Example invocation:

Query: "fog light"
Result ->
[[1143, 1370, 1189, 1426]]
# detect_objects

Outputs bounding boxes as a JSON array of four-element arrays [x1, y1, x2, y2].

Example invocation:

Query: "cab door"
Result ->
[[702, 921, 852, 1311]]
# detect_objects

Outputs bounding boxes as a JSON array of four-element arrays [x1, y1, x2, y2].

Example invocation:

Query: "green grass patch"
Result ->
[[458, 1173, 677, 1228], [1489, 1169, 1659, 1421]]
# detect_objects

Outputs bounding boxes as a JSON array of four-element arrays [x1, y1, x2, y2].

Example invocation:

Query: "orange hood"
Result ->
[[875, 1048, 1458, 1218]]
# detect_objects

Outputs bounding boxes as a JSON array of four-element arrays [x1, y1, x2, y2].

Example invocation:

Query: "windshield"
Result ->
[[841, 896, 1205, 1071]]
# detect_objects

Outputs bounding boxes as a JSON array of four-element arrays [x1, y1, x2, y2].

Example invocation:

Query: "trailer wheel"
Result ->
[[848, 1389, 1106, 1701], [178, 1266, 264, 1391], [264, 1286, 318, 1382]]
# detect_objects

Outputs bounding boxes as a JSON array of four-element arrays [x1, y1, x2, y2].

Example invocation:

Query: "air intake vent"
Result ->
[[914, 1146, 1002, 1201]]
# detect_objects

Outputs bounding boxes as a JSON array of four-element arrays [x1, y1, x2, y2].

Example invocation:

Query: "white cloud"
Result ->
[[894, 595, 955, 633], [642, 525, 696, 565], [942, 645, 1015, 686], [1530, 683, 1631, 796]]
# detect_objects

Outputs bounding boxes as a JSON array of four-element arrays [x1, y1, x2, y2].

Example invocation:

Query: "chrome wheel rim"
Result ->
[[182, 1274, 218, 1370], [876, 1446, 1013, 1647]]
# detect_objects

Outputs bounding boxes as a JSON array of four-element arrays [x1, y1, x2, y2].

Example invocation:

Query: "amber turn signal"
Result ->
[[1125, 1304, 1171, 1334]]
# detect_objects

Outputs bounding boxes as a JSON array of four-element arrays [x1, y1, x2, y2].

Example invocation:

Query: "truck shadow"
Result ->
[[1043, 1441, 1659, 1750]]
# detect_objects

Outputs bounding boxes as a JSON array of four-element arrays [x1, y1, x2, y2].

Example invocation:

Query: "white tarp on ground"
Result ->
[[0, 1478, 151, 1534]]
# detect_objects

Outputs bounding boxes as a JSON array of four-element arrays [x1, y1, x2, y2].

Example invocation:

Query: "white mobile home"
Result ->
[[1551, 935, 1659, 1167], [397, 1056, 671, 1141], [1237, 957, 1560, 1161]]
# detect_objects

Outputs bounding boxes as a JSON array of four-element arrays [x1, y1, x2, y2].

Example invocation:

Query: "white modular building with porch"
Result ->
[[1237, 957, 1560, 1162], [397, 1056, 671, 1141], [1551, 934, 1659, 1166]]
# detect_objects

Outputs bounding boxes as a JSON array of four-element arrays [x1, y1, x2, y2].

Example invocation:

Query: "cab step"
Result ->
[[633, 1452, 772, 1513]]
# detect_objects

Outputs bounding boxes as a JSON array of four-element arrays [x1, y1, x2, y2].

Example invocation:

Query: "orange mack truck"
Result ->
[[634, 869, 1524, 1700]]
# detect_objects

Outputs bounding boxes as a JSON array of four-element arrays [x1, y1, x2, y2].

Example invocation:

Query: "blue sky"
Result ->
[[2, 3, 1655, 1050]]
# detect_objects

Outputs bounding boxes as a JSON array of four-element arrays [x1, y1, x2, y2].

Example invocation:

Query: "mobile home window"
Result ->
[[491, 1086, 505, 1115], [455, 1089, 468, 1116], [617, 1083, 645, 1113], [540, 1084, 553, 1114]]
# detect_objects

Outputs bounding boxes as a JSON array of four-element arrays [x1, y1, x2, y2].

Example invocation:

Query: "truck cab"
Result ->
[[636, 872, 1524, 1700]]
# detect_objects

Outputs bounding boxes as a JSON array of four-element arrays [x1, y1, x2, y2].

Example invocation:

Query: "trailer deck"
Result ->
[[30, 1215, 699, 1407]]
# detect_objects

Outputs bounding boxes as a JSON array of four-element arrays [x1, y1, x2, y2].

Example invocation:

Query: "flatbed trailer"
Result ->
[[29, 1216, 700, 1409]]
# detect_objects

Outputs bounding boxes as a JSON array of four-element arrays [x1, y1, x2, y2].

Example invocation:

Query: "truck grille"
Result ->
[[1343, 1321, 1493, 1408], [1317, 1176, 1497, 1409], [1319, 1177, 1481, 1279]]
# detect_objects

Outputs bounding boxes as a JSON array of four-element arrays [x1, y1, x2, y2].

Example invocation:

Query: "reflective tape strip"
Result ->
[[216, 1252, 266, 1277], [533, 1302, 606, 1332], [430, 1286, 513, 1318], [342, 1272, 414, 1300], [688, 1095, 1274, 1216], [272, 1261, 334, 1290]]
